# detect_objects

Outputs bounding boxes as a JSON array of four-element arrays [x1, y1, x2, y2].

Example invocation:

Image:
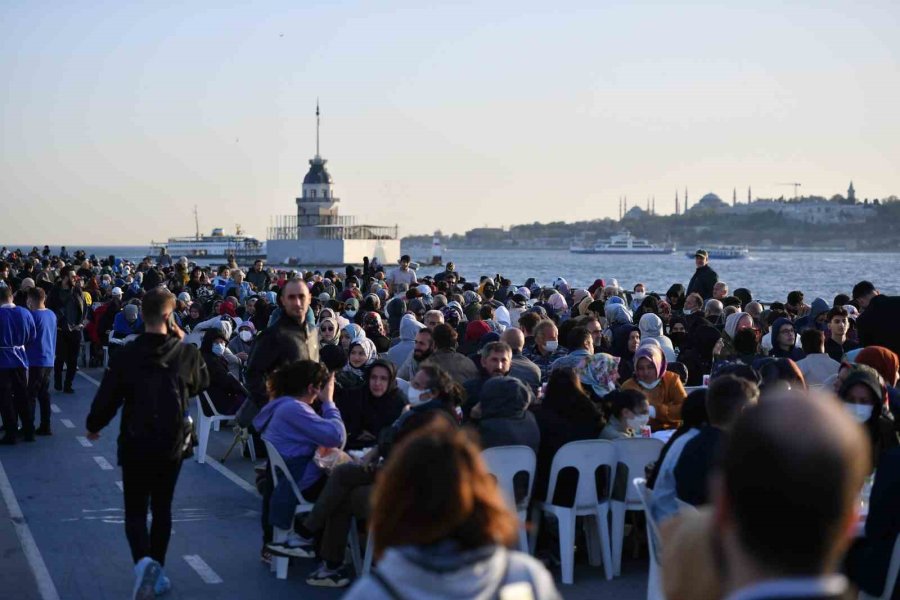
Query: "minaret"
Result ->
[[675, 190, 680, 215], [848, 181, 856, 203], [748, 186, 751, 204], [685, 187, 689, 211], [733, 187, 737, 207], [652, 196, 656, 215]]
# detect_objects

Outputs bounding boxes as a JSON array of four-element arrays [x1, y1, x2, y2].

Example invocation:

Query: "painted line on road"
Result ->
[[50, 404, 61, 414], [183, 555, 223, 584], [115, 481, 124, 492], [76, 371, 102, 387], [203, 457, 261, 498], [75, 436, 92, 448], [59, 419, 75, 429], [0, 459, 61, 600], [93, 456, 114, 471]]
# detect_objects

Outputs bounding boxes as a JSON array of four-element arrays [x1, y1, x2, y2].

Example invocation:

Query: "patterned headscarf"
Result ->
[[575, 353, 621, 397], [633, 344, 667, 381], [341, 323, 366, 346], [345, 338, 378, 377]]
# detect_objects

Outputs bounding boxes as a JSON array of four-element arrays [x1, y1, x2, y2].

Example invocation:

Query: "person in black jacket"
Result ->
[[199, 329, 248, 415], [245, 278, 316, 409], [47, 266, 85, 392], [336, 359, 407, 450], [686, 249, 719, 301], [86, 288, 208, 599], [473, 375, 539, 454]]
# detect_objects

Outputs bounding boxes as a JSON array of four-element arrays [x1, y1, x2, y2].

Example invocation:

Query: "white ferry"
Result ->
[[570, 231, 675, 255], [150, 209, 266, 261], [685, 246, 750, 260]]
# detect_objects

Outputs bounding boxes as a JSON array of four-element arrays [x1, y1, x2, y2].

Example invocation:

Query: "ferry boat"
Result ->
[[685, 246, 750, 260], [570, 231, 675, 255], [149, 208, 266, 262]]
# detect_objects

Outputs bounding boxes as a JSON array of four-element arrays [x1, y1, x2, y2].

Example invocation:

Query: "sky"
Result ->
[[1, 0, 899, 245]]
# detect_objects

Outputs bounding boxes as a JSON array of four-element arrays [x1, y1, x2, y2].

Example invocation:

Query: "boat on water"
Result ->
[[570, 231, 675, 255], [685, 246, 750, 260], [149, 207, 266, 262]]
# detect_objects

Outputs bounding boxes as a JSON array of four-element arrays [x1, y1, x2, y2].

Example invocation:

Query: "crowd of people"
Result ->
[[0, 243, 898, 600]]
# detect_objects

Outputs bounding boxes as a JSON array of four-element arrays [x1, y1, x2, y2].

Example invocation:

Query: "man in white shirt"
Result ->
[[796, 329, 840, 386]]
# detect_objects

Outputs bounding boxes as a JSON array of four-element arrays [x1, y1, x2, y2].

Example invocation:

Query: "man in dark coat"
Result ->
[[686, 249, 719, 301]]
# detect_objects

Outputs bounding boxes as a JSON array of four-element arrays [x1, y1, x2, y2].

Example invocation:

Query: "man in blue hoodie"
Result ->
[[25, 287, 56, 436], [0, 285, 36, 444]]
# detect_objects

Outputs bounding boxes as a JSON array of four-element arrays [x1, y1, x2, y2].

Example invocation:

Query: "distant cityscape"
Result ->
[[402, 183, 900, 252]]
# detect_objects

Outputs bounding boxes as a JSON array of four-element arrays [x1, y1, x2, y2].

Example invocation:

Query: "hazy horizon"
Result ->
[[2, 1, 899, 245]]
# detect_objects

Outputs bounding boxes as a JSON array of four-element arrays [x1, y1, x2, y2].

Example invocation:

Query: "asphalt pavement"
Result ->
[[0, 366, 649, 599]]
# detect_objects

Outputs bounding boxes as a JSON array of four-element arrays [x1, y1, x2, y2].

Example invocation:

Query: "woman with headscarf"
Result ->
[[339, 323, 366, 352], [362, 311, 390, 353], [344, 338, 377, 379], [665, 284, 686, 312], [855, 345, 900, 424], [574, 352, 621, 402], [318, 316, 340, 348], [837, 364, 899, 467], [603, 300, 633, 347], [337, 359, 408, 450], [199, 329, 248, 415], [621, 344, 686, 431], [611, 324, 641, 382], [639, 313, 677, 363]]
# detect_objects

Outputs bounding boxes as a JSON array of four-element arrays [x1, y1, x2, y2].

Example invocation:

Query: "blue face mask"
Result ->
[[211, 343, 225, 356]]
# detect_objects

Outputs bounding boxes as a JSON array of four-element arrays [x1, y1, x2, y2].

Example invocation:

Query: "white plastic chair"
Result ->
[[482, 445, 537, 554], [610, 438, 664, 576], [79, 341, 91, 368], [859, 535, 900, 600], [530, 439, 617, 584], [193, 392, 255, 464], [263, 441, 366, 579], [633, 478, 665, 600]]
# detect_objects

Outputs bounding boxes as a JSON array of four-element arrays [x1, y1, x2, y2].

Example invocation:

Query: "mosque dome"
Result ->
[[303, 157, 333, 185], [697, 193, 725, 207]]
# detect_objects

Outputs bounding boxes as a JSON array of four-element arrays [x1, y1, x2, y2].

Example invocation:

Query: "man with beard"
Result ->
[[462, 341, 512, 419], [397, 328, 433, 382]]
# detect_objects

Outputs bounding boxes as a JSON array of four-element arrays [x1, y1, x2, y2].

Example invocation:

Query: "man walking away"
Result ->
[[86, 288, 209, 599], [0, 285, 36, 444], [48, 266, 85, 392], [26, 287, 56, 435]]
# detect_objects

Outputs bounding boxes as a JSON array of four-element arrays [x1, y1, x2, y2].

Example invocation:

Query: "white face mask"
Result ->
[[633, 292, 646, 302], [345, 309, 357, 318], [212, 343, 226, 356], [626, 414, 650, 431], [544, 340, 559, 352], [844, 403, 871, 423], [239, 330, 253, 343], [406, 387, 430, 406], [683, 308, 694, 316], [638, 378, 661, 390]]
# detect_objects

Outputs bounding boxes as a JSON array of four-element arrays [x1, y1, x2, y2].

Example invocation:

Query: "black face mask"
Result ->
[[734, 328, 760, 355], [669, 331, 687, 348]]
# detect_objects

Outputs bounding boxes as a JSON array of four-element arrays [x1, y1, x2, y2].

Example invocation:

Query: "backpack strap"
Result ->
[[369, 569, 406, 600]]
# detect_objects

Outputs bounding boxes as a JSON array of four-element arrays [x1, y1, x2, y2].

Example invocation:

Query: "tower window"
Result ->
[[309, 189, 317, 198]]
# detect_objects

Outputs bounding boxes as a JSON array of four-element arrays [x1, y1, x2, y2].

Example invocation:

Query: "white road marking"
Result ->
[[0, 459, 61, 600], [75, 436, 92, 448], [115, 481, 123, 491], [60, 419, 75, 429], [203, 457, 261, 498], [76, 371, 102, 387], [93, 456, 114, 471], [50, 404, 61, 414], [183, 555, 223, 584]]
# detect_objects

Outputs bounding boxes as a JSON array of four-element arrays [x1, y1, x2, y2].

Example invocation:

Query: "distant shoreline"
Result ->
[[401, 245, 898, 254]]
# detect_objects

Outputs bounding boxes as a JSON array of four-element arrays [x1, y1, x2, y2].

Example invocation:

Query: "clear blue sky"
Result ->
[[1, 0, 898, 245]]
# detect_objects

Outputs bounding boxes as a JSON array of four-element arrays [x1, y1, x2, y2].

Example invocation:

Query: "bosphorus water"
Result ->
[[10, 244, 897, 302]]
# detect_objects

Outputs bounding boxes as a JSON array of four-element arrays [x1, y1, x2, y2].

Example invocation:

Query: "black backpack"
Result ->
[[126, 357, 189, 459]]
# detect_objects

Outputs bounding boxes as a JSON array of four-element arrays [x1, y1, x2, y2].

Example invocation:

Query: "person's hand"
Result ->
[[318, 373, 335, 403], [86, 431, 100, 441], [236, 352, 249, 361], [712, 338, 724, 357]]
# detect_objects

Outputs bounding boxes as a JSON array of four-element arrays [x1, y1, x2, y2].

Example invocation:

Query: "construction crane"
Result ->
[[778, 182, 802, 200]]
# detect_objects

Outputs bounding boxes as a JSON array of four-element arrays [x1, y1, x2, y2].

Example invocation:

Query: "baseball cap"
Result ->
[[111, 287, 123, 297], [695, 249, 709, 259]]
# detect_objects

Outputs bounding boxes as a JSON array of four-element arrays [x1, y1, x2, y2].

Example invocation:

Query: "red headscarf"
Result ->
[[856, 346, 900, 387], [465, 320, 491, 343]]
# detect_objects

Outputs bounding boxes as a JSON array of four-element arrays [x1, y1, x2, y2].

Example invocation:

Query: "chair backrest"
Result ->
[[684, 385, 707, 394], [879, 535, 900, 600], [546, 439, 618, 510], [482, 445, 536, 510], [263, 439, 305, 504], [666, 361, 689, 384], [197, 390, 223, 418], [633, 477, 663, 564], [612, 438, 665, 504]]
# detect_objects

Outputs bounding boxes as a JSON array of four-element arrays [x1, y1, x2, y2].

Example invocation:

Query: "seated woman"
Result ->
[[337, 358, 407, 450], [342, 415, 561, 600], [611, 324, 641, 382], [837, 364, 899, 467], [199, 329, 248, 415], [341, 338, 378, 391], [621, 344, 686, 431], [318, 316, 340, 349], [340, 323, 366, 352], [599, 389, 651, 440], [254, 361, 344, 561]]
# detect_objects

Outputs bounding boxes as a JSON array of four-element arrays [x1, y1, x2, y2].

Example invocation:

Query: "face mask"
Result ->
[[669, 331, 686, 347], [544, 340, 559, 352], [345, 309, 357, 318], [406, 387, 430, 406], [212, 343, 225, 356], [683, 308, 694, 316], [239, 330, 253, 343], [844, 403, 871, 423], [638, 378, 661, 390], [633, 292, 645, 302], [626, 414, 650, 431]]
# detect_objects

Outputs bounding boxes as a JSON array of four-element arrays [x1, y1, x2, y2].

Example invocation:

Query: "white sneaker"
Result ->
[[132, 557, 162, 600], [266, 532, 315, 558]]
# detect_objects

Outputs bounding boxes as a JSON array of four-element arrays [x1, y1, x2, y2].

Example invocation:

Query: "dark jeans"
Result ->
[[28, 367, 51, 429], [122, 457, 182, 566], [261, 465, 326, 544], [54, 329, 81, 388], [303, 462, 374, 564], [0, 368, 31, 437]]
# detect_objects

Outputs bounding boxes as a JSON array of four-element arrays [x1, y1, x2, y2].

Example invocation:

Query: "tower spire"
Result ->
[[733, 187, 737, 207], [675, 190, 680, 215], [748, 186, 751, 204], [316, 100, 321, 157]]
